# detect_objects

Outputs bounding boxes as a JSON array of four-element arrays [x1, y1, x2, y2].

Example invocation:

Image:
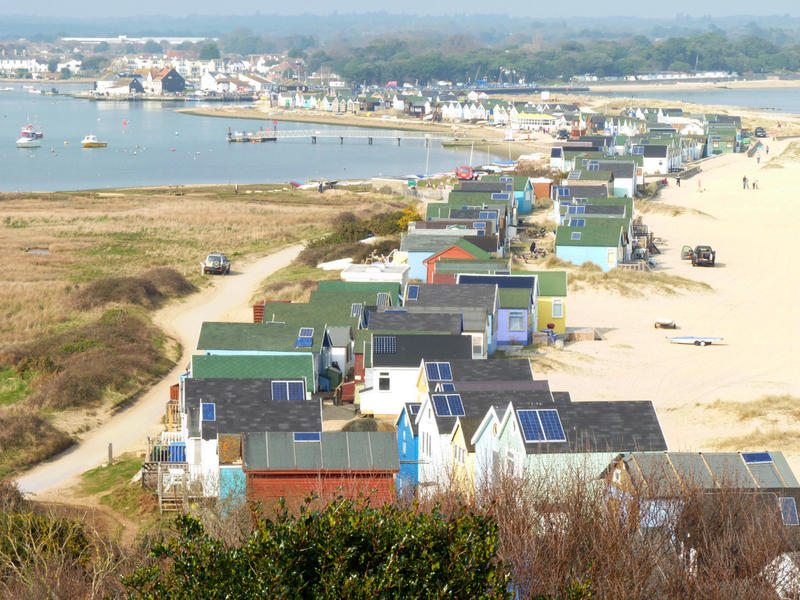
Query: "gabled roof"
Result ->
[[242, 431, 399, 472], [482, 175, 529, 191], [519, 271, 567, 297], [183, 378, 321, 441], [197, 321, 327, 353], [643, 145, 668, 158], [372, 334, 472, 368], [317, 280, 401, 300], [498, 288, 533, 309], [260, 301, 359, 329], [559, 184, 609, 198], [191, 354, 314, 386], [456, 181, 509, 193], [556, 221, 623, 248], [366, 311, 462, 334], [398, 402, 422, 436], [594, 161, 636, 179], [406, 283, 496, 310], [444, 358, 534, 384], [422, 238, 492, 264], [507, 400, 667, 454]]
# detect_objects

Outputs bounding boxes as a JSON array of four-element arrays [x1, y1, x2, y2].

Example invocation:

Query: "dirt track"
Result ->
[[16, 244, 303, 497]]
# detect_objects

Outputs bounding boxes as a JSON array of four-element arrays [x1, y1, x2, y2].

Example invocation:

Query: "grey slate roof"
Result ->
[[561, 184, 609, 198], [622, 451, 800, 497], [372, 334, 472, 368], [643, 145, 668, 158], [446, 358, 533, 383], [407, 283, 497, 310], [242, 431, 399, 472], [514, 400, 667, 454], [595, 161, 636, 179], [401, 233, 471, 252], [367, 311, 462, 334], [404, 306, 488, 332], [327, 326, 352, 348], [431, 389, 554, 435], [457, 181, 508, 193], [183, 378, 322, 441], [584, 205, 626, 216]]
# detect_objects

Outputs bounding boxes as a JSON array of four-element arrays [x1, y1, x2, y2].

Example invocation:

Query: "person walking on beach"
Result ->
[[752, 179, 758, 190], [676, 175, 681, 187], [766, 145, 770, 155], [742, 175, 748, 190], [756, 154, 761, 165]]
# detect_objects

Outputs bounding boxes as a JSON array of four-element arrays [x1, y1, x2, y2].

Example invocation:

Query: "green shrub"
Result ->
[[124, 497, 511, 599]]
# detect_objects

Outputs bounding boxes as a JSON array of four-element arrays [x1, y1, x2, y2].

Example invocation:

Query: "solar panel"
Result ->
[[538, 409, 567, 442], [287, 381, 305, 401], [407, 285, 419, 300], [568, 170, 581, 179], [446, 394, 465, 416], [374, 335, 397, 354], [441, 383, 456, 392], [408, 404, 421, 415], [476, 230, 485, 236], [299, 327, 314, 337], [438, 362, 453, 381], [742, 452, 773, 464], [570, 219, 586, 227], [351, 303, 363, 318], [518, 410, 544, 442], [432, 394, 451, 416], [472, 222, 486, 229], [588, 162, 599, 171], [780, 497, 799, 526], [376, 292, 390, 307], [425, 361, 452, 381], [295, 337, 313, 348], [294, 432, 321, 442], [201, 402, 215, 421], [271, 381, 289, 401], [571, 232, 582, 240]]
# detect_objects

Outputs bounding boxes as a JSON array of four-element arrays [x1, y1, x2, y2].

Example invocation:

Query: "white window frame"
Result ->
[[508, 310, 525, 332], [551, 299, 564, 319]]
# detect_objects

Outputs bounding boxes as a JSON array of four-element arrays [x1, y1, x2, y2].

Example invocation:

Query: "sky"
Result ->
[[3, 1, 799, 18]]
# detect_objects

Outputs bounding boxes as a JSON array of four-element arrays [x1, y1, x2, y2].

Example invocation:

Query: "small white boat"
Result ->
[[16, 136, 41, 148], [81, 134, 108, 148], [0, 87, 13, 92], [668, 336, 723, 347]]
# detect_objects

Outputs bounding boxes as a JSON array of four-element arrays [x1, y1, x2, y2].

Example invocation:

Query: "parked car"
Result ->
[[555, 129, 570, 140], [202, 252, 231, 275], [680, 245, 694, 260], [691, 245, 716, 267], [754, 127, 767, 138]]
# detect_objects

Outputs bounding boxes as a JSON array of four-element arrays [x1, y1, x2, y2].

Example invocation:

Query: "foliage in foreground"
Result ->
[[124, 496, 510, 600]]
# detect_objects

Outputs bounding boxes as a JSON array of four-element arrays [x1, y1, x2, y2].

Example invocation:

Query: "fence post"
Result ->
[[108, 442, 113, 465]]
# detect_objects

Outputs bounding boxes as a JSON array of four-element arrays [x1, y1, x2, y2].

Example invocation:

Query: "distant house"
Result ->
[[524, 271, 568, 334], [395, 402, 421, 494], [642, 145, 669, 175], [457, 273, 538, 344], [422, 238, 492, 284], [242, 431, 399, 506], [191, 354, 315, 392], [359, 333, 472, 418], [555, 220, 629, 272], [340, 262, 409, 287], [105, 77, 144, 96], [150, 67, 185, 94]]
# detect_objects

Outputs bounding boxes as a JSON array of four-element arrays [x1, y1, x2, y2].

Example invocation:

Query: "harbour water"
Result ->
[[588, 86, 800, 115], [1, 84, 469, 192]]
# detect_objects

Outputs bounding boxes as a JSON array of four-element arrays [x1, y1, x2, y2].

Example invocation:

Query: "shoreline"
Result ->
[[584, 78, 800, 93]]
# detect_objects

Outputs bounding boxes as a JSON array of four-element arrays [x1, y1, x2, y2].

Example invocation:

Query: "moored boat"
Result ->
[[81, 134, 108, 148], [21, 124, 43, 139], [16, 136, 41, 148]]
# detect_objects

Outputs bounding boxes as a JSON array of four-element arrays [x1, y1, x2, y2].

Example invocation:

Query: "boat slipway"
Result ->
[[668, 336, 723, 347]]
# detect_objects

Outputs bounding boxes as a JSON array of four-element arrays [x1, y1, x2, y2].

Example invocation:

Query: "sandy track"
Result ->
[[543, 140, 800, 469], [16, 244, 303, 497]]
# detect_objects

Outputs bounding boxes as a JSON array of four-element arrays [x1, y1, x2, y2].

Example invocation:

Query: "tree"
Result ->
[[47, 59, 58, 73], [198, 42, 220, 60], [142, 40, 162, 54], [123, 497, 511, 599], [95, 41, 110, 52], [58, 68, 71, 79]]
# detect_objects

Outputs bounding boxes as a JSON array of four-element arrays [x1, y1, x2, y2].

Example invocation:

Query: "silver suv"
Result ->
[[202, 253, 231, 275]]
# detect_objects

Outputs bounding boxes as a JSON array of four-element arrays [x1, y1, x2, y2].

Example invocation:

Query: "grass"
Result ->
[[76, 452, 160, 524], [713, 428, 800, 452], [256, 264, 340, 304], [762, 141, 800, 170], [0, 368, 29, 406], [708, 395, 800, 451], [708, 394, 800, 421], [634, 199, 712, 218]]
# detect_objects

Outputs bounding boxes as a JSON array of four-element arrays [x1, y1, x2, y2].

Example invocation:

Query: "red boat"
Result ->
[[455, 166, 473, 180]]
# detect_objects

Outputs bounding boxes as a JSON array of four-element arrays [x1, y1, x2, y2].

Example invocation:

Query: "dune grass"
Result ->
[[708, 394, 800, 421], [709, 395, 800, 451], [762, 141, 800, 169], [713, 428, 800, 452], [634, 199, 712, 218]]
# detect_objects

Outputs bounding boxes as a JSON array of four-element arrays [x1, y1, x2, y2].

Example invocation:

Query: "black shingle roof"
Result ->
[[562, 184, 609, 198], [447, 358, 533, 383], [367, 311, 462, 333], [408, 283, 496, 309], [373, 334, 472, 368], [184, 378, 322, 441], [643, 145, 668, 158], [457, 181, 509, 193], [595, 161, 636, 179]]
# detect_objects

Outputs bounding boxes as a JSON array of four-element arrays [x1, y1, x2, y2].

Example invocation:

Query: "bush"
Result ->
[[123, 497, 510, 599], [71, 268, 195, 310], [0, 409, 73, 473]]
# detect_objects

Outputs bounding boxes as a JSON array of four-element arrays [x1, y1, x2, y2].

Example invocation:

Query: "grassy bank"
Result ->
[[0, 184, 407, 476]]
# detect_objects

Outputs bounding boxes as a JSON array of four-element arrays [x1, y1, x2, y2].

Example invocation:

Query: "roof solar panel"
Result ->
[[271, 381, 288, 401], [518, 410, 544, 442], [425, 362, 439, 381], [351, 303, 363, 318], [408, 404, 421, 415], [201, 402, 215, 422], [571, 232, 582, 240], [295, 337, 313, 348], [742, 452, 773, 464], [438, 362, 453, 381], [407, 285, 419, 300], [373, 335, 397, 354], [538, 409, 566, 442], [446, 394, 465, 416], [432, 394, 451, 416], [299, 327, 314, 337], [287, 381, 305, 401], [294, 432, 321, 442], [376, 292, 390, 307], [441, 383, 456, 392]]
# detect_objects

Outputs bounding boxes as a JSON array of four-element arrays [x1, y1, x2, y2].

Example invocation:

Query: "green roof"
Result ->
[[482, 175, 528, 191], [498, 288, 532, 309], [317, 281, 400, 299], [447, 190, 512, 206], [435, 258, 510, 274], [556, 222, 623, 248], [523, 271, 567, 297], [453, 238, 492, 259], [191, 354, 314, 386], [197, 321, 327, 353], [261, 300, 360, 328], [310, 290, 399, 309], [576, 170, 613, 181]]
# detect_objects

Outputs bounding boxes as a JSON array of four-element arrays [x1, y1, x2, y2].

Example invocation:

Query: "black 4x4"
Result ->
[[754, 127, 767, 138], [202, 252, 231, 275]]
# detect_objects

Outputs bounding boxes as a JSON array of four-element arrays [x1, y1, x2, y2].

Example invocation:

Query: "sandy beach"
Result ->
[[537, 138, 800, 471], [586, 78, 800, 93]]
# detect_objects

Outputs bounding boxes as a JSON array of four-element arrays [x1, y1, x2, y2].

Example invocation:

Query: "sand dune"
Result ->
[[541, 139, 800, 470]]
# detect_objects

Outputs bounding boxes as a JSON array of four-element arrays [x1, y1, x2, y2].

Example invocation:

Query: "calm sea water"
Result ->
[[588, 87, 800, 115], [0, 83, 471, 192]]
